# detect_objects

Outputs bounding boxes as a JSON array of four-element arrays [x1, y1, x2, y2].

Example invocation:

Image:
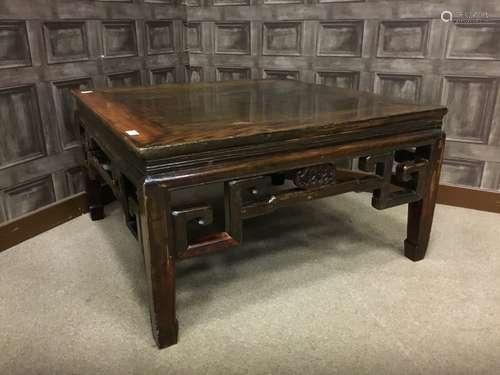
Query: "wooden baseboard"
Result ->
[[437, 184, 500, 214], [0, 184, 497, 253], [0, 186, 114, 253], [0, 193, 88, 253]]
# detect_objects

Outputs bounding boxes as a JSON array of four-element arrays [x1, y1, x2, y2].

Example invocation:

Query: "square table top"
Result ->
[[74, 80, 446, 160]]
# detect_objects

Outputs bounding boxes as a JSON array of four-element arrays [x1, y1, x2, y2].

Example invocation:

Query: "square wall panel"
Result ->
[[146, 21, 174, 55], [263, 69, 299, 80], [52, 78, 92, 150], [264, 0, 302, 4], [317, 21, 363, 57], [150, 67, 176, 85], [107, 71, 141, 88], [44, 22, 89, 64], [186, 66, 203, 82], [215, 23, 250, 55], [316, 71, 360, 89], [263, 22, 302, 56], [377, 21, 429, 58], [65, 167, 86, 195], [0, 85, 45, 168], [4, 175, 55, 220], [441, 76, 497, 144], [216, 67, 251, 81], [446, 22, 500, 60], [214, 0, 249, 5], [374, 73, 421, 103], [0, 21, 31, 68], [102, 21, 138, 58], [441, 159, 484, 188], [184, 23, 202, 53], [182, 0, 201, 5]]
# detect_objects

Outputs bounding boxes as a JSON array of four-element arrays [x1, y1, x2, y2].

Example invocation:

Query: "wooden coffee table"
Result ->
[[74, 80, 447, 349]]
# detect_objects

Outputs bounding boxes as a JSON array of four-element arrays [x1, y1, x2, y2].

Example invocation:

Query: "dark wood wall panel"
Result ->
[[0, 21, 31, 69], [3, 175, 55, 221], [185, 1, 500, 193], [0, 85, 45, 168], [52, 78, 93, 150], [0, 0, 187, 224]]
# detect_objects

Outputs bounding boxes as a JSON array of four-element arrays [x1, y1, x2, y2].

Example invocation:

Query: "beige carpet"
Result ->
[[0, 193, 499, 375]]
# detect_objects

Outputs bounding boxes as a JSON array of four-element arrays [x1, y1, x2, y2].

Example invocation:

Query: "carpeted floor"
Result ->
[[0, 193, 499, 375]]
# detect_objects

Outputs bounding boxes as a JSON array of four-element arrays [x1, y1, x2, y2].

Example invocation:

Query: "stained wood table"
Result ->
[[74, 80, 447, 349]]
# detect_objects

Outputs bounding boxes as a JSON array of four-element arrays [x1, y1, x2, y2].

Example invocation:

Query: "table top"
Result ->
[[74, 80, 446, 160]]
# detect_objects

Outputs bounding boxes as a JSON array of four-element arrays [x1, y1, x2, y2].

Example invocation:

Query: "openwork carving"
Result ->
[[359, 147, 431, 209], [172, 205, 213, 256], [358, 152, 393, 209], [394, 159, 428, 197], [172, 205, 238, 259], [170, 146, 435, 260], [288, 163, 336, 189]]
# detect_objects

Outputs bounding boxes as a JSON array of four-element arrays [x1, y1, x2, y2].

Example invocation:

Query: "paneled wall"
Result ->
[[0, 0, 187, 223], [185, 1, 500, 193], [1, 0, 499, 223]]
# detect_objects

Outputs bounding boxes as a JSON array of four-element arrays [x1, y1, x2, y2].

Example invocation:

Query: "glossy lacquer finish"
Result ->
[[75, 80, 446, 159], [75, 80, 447, 349]]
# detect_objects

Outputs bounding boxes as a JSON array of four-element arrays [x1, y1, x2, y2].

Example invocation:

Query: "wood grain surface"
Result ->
[[74, 80, 446, 158]]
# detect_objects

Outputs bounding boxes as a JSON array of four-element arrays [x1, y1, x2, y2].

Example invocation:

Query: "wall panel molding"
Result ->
[[317, 21, 363, 57], [374, 73, 422, 103], [376, 20, 430, 59], [315, 71, 360, 89], [102, 21, 138, 58], [43, 22, 90, 64], [215, 22, 250, 55], [3, 175, 56, 221], [146, 21, 174, 55], [150, 67, 176, 84], [441, 158, 485, 188], [0, 21, 32, 69], [446, 22, 500, 61], [184, 22, 202, 52], [440, 76, 498, 144], [216, 67, 251, 81], [51, 78, 93, 150], [0, 85, 46, 169], [263, 22, 303, 56]]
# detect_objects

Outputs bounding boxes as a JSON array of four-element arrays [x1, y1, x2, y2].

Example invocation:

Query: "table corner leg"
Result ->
[[85, 173, 104, 221], [404, 133, 445, 262], [140, 181, 179, 349]]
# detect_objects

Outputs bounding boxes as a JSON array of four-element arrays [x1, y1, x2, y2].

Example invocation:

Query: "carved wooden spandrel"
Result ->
[[171, 204, 239, 260], [358, 146, 433, 210]]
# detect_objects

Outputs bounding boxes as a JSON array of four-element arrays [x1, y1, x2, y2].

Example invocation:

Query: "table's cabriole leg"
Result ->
[[404, 133, 446, 261], [139, 180, 178, 348]]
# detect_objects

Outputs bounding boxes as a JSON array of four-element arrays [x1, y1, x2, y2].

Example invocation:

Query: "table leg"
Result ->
[[85, 170, 104, 221], [404, 134, 445, 261], [139, 181, 178, 348]]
